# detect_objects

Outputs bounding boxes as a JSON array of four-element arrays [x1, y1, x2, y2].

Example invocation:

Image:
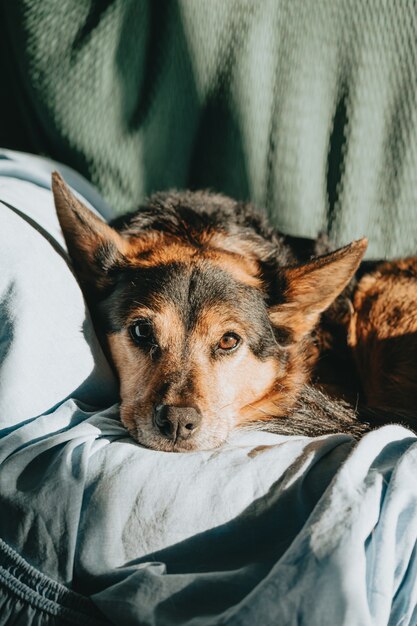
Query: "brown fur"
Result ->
[[125, 235, 262, 288], [54, 171, 406, 452], [349, 258, 417, 412]]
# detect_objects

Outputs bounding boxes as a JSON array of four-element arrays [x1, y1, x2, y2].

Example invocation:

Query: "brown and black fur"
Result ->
[[51, 172, 417, 451], [348, 258, 417, 414]]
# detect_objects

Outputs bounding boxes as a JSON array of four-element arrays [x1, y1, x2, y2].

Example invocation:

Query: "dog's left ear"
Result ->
[[52, 172, 127, 291], [269, 239, 367, 341]]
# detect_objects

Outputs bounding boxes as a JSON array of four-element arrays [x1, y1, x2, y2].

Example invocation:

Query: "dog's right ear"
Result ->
[[269, 238, 367, 342], [52, 172, 127, 291]]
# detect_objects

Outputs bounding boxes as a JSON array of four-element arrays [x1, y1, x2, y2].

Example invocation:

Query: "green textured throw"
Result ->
[[1, 1, 416, 257]]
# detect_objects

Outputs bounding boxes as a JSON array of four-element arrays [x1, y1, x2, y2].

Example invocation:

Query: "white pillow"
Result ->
[[0, 150, 118, 428]]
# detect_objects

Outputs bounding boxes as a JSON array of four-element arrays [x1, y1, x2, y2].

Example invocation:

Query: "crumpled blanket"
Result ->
[[1, 151, 417, 626]]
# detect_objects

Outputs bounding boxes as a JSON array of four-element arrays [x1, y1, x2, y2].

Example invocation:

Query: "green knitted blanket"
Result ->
[[1, 1, 416, 257]]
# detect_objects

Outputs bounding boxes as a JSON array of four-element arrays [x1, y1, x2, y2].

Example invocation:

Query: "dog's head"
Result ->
[[52, 173, 366, 451]]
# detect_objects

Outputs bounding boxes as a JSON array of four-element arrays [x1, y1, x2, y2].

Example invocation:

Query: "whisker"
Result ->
[[132, 300, 149, 309], [216, 400, 237, 411], [204, 400, 237, 418], [244, 403, 271, 417]]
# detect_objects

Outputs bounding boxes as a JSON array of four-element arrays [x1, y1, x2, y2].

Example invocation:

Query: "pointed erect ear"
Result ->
[[269, 239, 368, 341], [51, 171, 127, 290]]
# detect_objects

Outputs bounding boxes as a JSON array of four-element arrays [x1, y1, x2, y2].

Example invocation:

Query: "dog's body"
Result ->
[[52, 173, 417, 451]]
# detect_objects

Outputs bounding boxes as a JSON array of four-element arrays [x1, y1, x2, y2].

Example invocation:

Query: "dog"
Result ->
[[51, 172, 417, 451]]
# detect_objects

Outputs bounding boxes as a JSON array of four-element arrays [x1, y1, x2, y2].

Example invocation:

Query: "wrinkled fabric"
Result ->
[[2, 401, 417, 626], [0, 149, 117, 427], [0, 539, 106, 626], [1, 1, 417, 257], [1, 155, 417, 625]]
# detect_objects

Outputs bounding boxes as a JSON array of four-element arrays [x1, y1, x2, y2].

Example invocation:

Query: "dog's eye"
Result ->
[[217, 332, 241, 352], [130, 319, 154, 344]]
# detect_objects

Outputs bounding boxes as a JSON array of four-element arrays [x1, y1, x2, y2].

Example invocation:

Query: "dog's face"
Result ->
[[52, 173, 366, 451], [102, 262, 281, 450]]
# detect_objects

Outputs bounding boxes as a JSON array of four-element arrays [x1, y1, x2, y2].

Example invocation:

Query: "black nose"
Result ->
[[154, 405, 202, 440]]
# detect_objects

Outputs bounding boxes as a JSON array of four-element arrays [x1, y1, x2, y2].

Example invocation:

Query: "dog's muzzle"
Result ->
[[153, 405, 202, 442]]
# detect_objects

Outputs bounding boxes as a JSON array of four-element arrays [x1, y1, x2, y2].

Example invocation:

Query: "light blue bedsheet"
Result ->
[[1, 150, 417, 625]]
